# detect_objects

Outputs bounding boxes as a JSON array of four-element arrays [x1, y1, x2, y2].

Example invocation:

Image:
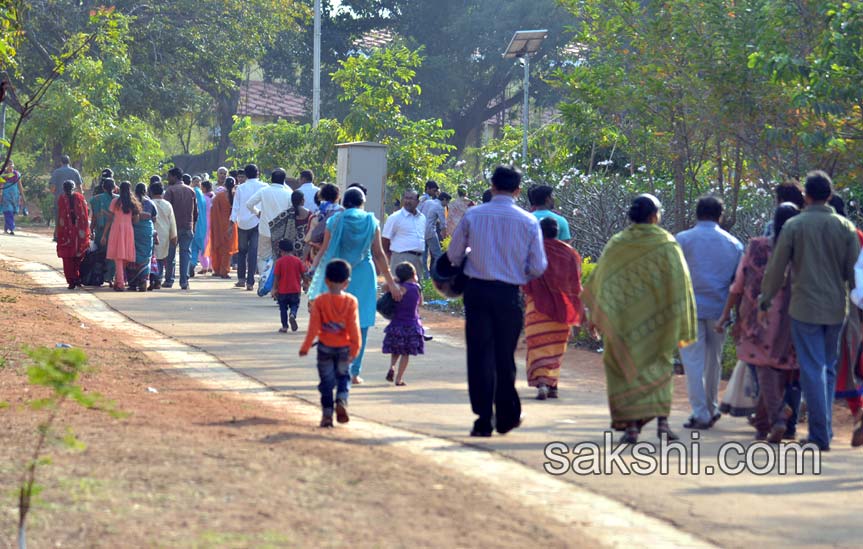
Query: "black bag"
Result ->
[[79, 248, 107, 287], [376, 291, 397, 320], [432, 253, 468, 298]]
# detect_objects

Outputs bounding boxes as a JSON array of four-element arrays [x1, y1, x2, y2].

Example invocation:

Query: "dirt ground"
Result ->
[[0, 261, 580, 548]]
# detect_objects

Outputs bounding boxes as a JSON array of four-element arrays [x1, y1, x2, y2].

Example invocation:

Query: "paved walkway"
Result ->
[[3, 230, 862, 548]]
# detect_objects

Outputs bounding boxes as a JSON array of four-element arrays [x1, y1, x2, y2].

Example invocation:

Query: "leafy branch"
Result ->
[[1, 6, 125, 174], [16, 346, 124, 549]]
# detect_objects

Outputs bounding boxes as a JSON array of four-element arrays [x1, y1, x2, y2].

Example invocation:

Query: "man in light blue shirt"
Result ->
[[675, 196, 743, 430], [528, 185, 571, 242], [418, 180, 446, 278]]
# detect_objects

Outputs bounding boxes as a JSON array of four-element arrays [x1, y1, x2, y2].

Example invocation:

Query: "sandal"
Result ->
[[386, 368, 395, 382], [657, 417, 679, 441], [395, 381, 407, 386], [852, 413, 863, 448], [620, 424, 639, 444]]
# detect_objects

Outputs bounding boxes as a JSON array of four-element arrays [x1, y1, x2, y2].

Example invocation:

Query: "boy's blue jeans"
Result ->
[[317, 343, 351, 416], [277, 293, 300, 328]]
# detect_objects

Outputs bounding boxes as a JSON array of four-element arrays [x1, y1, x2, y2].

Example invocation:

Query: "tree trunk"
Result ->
[[671, 114, 688, 233], [215, 90, 241, 166], [51, 141, 63, 170]]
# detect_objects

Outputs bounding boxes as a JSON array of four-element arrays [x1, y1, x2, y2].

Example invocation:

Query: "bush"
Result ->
[[420, 276, 464, 314]]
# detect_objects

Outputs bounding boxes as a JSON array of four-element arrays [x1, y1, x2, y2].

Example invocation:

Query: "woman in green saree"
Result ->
[[584, 194, 697, 444]]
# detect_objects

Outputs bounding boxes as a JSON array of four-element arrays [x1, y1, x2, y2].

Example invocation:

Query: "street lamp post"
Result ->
[[503, 29, 548, 167], [313, 0, 322, 127]]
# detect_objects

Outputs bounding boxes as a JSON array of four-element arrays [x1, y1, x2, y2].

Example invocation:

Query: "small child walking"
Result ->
[[299, 259, 361, 428], [383, 262, 424, 386], [272, 239, 305, 333]]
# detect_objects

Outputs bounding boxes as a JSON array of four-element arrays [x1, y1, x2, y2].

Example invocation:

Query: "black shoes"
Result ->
[[336, 399, 350, 423], [496, 414, 524, 435]]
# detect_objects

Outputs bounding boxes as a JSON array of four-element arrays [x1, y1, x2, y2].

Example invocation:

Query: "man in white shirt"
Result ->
[[247, 168, 293, 280], [230, 164, 268, 290], [382, 189, 426, 276], [297, 169, 320, 214]]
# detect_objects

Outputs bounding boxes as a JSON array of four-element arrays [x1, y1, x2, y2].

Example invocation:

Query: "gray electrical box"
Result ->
[[336, 141, 388, 222]]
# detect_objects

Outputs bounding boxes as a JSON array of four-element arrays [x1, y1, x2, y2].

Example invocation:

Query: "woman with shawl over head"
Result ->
[[308, 188, 404, 385], [101, 181, 140, 292], [209, 177, 238, 278], [130, 183, 157, 292], [584, 194, 697, 444], [716, 203, 800, 443], [523, 217, 584, 400], [56, 180, 90, 289]]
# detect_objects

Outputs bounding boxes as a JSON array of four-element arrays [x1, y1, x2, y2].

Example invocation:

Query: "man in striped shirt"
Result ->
[[447, 165, 547, 437]]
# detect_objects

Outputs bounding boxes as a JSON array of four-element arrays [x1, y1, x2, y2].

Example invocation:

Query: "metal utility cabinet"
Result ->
[[336, 141, 388, 222]]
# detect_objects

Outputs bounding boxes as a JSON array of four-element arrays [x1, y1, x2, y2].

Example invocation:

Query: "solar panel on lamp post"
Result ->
[[502, 29, 548, 168]]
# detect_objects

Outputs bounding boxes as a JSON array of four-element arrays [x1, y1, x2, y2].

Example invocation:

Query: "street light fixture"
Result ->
[[503, 29, 548, 166]]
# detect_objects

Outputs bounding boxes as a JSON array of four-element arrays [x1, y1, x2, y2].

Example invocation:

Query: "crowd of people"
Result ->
[[38, 155, 863, 446]]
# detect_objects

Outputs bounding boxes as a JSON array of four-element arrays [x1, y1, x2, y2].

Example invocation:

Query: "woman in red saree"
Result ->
[[522, 217, 583, 400], [56, 180, 91, 289]]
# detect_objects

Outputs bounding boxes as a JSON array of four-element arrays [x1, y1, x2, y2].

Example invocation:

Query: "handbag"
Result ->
[[719, 360, 758, 417], [376, 292, 397, 320]]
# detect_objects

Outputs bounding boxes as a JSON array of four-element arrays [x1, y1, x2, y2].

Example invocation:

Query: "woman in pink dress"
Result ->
[[716, 203, 800, 443], [101, 181, 141, 292]]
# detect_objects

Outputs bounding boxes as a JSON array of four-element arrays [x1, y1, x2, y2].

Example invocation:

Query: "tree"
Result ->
[[116, 0, 308, 165], [1, 6, 127, 175], [229, 117, 342, 180], [751, 0, 863, 181], [262, 0, 576, 152], [332, 45, 455, 191], [554, 0, 819, 230]]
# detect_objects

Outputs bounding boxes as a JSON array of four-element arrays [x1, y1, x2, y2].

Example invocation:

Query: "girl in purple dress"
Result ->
[[383, 262, 424, 386]]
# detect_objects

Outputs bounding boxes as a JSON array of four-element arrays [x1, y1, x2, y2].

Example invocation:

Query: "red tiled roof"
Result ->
[[353, 29, 394, 51], [238, 80, 307, 120]]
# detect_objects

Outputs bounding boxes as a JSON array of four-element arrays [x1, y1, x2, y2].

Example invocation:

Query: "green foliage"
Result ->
[[751, 0, 863, 180], [229, 117, 342, 181], [116, 0, 309, 162], [20, 12, 165, 181], [420, 276, 464, 314], [263, 0, 576, 150], [332, 46, 455, 192], [0, 1, 22, 70], [581, 256, 597, 283], [17, 346, 124, 547], [25, 346, 94, 407]]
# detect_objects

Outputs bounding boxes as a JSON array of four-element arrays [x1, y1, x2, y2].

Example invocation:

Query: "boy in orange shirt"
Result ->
[[299, 259, 362, 427]]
